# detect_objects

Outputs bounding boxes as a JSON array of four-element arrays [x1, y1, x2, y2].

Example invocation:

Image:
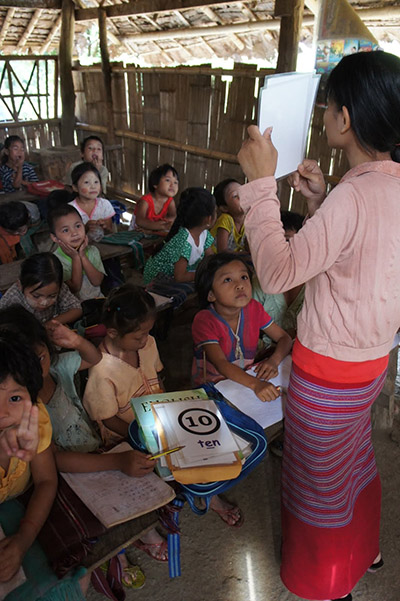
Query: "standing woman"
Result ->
[[237, 51, 400, 601]]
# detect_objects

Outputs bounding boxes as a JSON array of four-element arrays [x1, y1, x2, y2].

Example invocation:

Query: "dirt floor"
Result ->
[[84, 294, 400, 601]]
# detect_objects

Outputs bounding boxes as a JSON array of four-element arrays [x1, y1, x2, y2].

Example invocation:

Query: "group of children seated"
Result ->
[[0, 133, 305, 598]]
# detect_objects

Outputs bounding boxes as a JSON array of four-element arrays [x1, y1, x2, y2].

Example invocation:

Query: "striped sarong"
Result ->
[[281, 362, 386, 600]]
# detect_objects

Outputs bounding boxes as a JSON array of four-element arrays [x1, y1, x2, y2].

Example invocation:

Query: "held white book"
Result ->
[[258, 72, 320, 180], [61, 443, 175, 528], [0, 525, 26, 600]]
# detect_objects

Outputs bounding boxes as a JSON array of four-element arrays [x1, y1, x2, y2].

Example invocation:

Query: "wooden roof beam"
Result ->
[[39, 14, 61, 53], [76, 0, 235, 21], [76, 2, 400, 23], [16, 8, 41, 50], [0, 7, 15, 47], [0, 0, 61, 7]]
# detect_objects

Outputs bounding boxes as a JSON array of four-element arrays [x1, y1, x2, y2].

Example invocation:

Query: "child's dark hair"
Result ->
[[195, 252, 252, 309], [1, 135, 25, 165], [47, 189, 73, 213], [213, 179, 240, 208], [0, 201, 29, 231], [48, 204, 82, 234], [80, 135, 104, 155], [20, 252, 63, 293], [326, 51, 400, 162], [148, 164, 179, 194], [0, 306, 56, 364], [165, 187, 216, 242], [71, 162, 102, 189], [102, 284, 156, 336], [0, 328, 43, 403], [280, 210, 303, 233]]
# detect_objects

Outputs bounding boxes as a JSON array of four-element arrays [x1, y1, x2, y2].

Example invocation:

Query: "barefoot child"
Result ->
[[83, 285, 169, 561], [69, 163, 115, 242], [0, 252, 82, 325], [192, 252, 292, 401], [0, 135, 38, 193], [132, 163, 178, 232], [48, 204, 105, 301], [211, 178, 246, 253], [0, 329, 57, 584]]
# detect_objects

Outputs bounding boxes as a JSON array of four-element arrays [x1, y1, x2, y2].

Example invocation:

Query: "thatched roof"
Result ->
[[0, 0, 399, 66]]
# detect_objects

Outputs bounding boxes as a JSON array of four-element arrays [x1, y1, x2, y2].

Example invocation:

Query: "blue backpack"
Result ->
[[128, 383, 267, 577]]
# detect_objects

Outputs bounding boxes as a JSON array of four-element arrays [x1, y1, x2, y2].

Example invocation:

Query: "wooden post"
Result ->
[[59, 0, 75, 145], [98, 7, 116, 144], [275, 0, 305, 73]]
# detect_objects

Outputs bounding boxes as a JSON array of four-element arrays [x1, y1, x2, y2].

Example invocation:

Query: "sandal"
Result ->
[[211, 504, 244, 528], [121, 564, 146, 589], [132, 538, 168, 562]]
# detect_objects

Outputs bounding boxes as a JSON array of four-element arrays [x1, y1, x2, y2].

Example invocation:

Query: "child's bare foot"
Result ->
[[133, 528, 168, 562], [209, 495, 244, 527]]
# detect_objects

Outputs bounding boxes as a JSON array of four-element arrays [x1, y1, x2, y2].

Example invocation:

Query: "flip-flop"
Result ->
[[132, 539, 168, 562], [121, 564, 146, 589], [211, 504, 244, 528]]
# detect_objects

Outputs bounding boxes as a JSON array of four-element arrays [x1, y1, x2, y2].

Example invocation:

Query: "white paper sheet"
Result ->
[[258, 72, 320, 179], [215, 355, 292, 429]]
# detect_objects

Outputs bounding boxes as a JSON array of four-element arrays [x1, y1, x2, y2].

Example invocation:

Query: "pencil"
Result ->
[[149, 445, 185, 461]]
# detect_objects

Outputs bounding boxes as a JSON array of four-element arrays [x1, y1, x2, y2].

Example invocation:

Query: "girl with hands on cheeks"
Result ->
[[49, 204, 106, 301], [0, 330, 57, 584], [192, 252, 291, 402]]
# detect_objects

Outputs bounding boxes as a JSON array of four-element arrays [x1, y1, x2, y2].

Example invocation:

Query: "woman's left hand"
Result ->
[[238, 126, 277, 181], [254, 359, 279, 380], [0, 534, 25, 582], [0, 400, 39, 462]]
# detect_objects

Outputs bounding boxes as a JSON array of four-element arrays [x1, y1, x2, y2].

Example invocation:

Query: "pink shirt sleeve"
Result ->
[[239, 177, 356, 294]]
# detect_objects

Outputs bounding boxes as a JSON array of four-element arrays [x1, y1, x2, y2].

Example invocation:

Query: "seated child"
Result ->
[[83, 284, 169, 560], [192, 253, 292, 402], [132, 163, 178, 232], [0, 135, 38, 193], [0, 252, 82, 325], [210, 178, 246, 253], [143, 187, 216, 284], [64, 136, 109, 195], [0, 201, 29, 264], [48, 204, 105, 301], [0, 328, 57, 584], [0, 307, 145, 588], [252, 210, 305, 344], [69, 163, 115, 242]]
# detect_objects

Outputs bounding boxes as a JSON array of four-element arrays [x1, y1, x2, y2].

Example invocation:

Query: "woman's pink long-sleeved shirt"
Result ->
[[240, 161, 400, 362]]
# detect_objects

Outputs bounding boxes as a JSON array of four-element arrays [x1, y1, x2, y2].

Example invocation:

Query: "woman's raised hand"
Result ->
[[238, 126, 277, 181], [287, 159, 326, 216]]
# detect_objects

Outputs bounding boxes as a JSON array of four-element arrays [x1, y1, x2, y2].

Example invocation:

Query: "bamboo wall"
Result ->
[[73, 62, 349, 214]]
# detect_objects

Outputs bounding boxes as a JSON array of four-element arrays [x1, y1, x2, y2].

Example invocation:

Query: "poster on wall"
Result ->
[[314, 0, 378, 102]]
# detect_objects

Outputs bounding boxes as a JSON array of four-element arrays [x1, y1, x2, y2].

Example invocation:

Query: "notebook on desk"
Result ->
[[215, 355, 292, 430]]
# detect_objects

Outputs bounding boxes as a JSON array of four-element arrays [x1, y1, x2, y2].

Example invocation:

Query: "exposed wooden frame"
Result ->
[[39, 15, 62, 54], [275, 0, 305, 73], [0, 8, 15, 48], [16, 8, 41, 50], [59, 0, 75, 145], [98, 6, 116, 143], [0, 0, 61, 7]]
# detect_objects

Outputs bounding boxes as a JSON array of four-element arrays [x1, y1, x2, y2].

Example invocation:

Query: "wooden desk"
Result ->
[[81, 511, 158, 572], [0, 190, 42, 205], [94, 241, 134, 261]]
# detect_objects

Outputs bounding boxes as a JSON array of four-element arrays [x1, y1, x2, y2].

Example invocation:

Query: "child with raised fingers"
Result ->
[[0, 329, 57, 584], [192, 252, 292, 401]]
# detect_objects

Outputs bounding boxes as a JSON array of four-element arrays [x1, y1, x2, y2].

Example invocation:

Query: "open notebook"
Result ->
[[216, 355, 292, 429], [258, 72, 320, 179], [61, 442, 175, 528]]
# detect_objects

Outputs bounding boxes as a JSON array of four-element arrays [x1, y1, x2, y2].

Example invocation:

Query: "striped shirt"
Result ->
[[0, 163, 38, 192]]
